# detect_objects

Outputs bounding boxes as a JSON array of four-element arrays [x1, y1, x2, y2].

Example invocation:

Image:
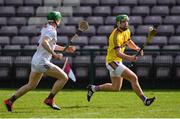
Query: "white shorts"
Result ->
[[106, 61, 127, 77], [31, 61, 57, 73]]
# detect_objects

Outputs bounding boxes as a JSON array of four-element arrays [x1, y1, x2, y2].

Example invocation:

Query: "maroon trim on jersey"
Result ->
[[114, 46, 120, 49]]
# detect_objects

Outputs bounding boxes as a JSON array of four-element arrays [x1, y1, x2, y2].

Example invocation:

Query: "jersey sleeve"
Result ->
[[43, 30, 56, 41], [125, 29, 131, 42], [113, 30, 121, 49], [127, 29, 131, 41], [122, 29, 131, 46]]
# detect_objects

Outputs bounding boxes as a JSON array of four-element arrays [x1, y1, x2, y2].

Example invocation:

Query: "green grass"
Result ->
[[0, 89, 180, 118]]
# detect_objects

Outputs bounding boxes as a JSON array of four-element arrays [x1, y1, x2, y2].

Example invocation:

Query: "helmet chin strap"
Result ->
[[121, 27, 128, 31], [53, 19, 59, 27], [118, 26, 128, 31]]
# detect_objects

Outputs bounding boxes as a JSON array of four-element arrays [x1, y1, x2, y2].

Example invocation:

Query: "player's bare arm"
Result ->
[[41, 36, 62, 60], [55, 45, 76, 53], [127, 39, 144, 56], [115, 48, 137, 62]]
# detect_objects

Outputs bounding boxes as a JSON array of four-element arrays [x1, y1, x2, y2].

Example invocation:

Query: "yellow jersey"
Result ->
[[106, 28, 131, 63]]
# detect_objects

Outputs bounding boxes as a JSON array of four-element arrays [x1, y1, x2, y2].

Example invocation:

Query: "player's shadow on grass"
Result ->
[[90, 105, 127, 109], [62, 105, 90, 109], [13, 110, 33, 113], [62, 105, 127, 109]]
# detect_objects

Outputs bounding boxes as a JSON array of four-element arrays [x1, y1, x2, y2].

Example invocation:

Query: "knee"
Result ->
[[63, 75, 69, 82], [60, 73, 69, 82], [130, 75, 138, 84]]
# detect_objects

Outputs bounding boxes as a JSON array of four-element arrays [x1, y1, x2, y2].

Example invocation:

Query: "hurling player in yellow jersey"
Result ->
[[87, 14, 155, 106]]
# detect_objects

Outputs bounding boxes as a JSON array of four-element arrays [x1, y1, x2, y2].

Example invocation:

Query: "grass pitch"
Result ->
[[0, 89, 180, 118]]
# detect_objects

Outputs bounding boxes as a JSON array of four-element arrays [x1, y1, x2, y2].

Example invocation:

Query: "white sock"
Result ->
[[144, 98, 148, 104], [91, 85, 96, 92]]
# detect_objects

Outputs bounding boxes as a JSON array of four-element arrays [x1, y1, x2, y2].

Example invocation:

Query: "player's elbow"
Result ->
[[117, 52, 125, 60], [41, 40, 47, 48]]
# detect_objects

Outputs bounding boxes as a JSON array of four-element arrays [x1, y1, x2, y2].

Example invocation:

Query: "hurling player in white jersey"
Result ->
[[4, 11, 76, 111]]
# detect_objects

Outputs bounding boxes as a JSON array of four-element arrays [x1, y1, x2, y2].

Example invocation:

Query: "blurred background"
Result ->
[[0, 0, 179, 89]]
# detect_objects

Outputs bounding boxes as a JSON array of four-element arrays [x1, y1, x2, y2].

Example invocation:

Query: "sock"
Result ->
[[140, 95, 147, 102], [95, 85, 100, 91], [47, 93, 55, 99], [9, 95, 17, 103], [91, 85, 100, 92]]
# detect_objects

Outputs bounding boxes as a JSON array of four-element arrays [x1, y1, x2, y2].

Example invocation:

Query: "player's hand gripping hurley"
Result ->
[[129, 27, 157, 67]]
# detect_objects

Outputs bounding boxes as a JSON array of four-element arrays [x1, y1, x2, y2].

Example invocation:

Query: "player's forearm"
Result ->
[[116, 51, 132, 61], [54, 45, 65, 51], [127, 40, 140, 51], [42, 39, 56, 55]]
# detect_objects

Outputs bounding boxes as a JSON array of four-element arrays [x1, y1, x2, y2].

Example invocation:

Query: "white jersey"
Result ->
[[31, 24, 57, 65]]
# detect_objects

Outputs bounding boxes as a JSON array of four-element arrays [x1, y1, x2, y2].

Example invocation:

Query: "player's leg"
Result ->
[[87, 77, 123, 102], [91, 77, 123, 91], [43, 63, 68, 110], [4, 72, 43, 111], [103, 76, 123, 91], [45, 64, 68, 96], [87, 62, 124, 102], [98, 77, 123, 91], [121, 67, 155, 106]]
